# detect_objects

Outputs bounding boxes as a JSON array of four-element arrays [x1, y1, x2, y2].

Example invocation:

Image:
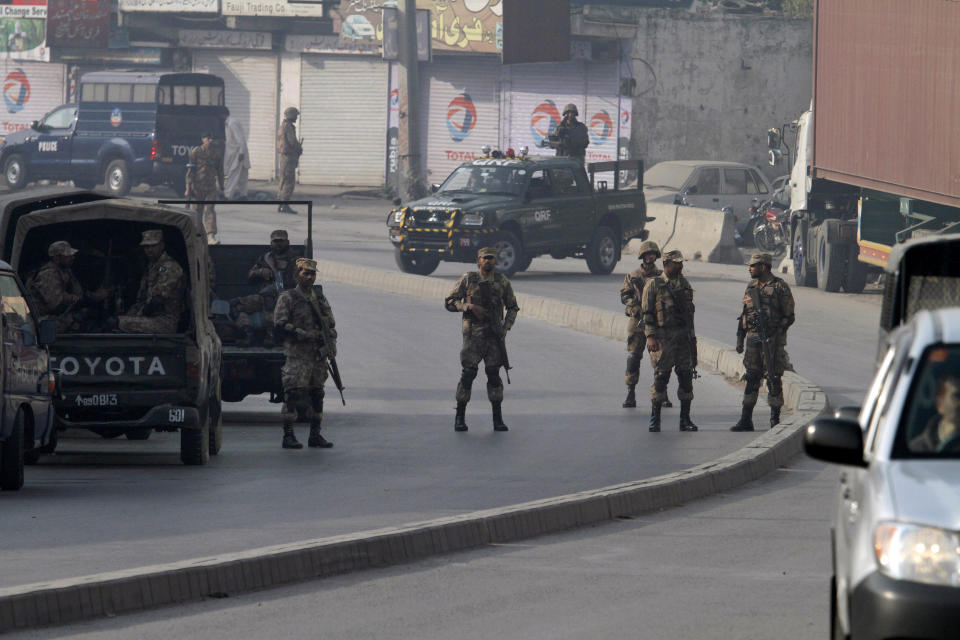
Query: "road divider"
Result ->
[[628, 201, 742, 264], [0, 261, 826, 632]]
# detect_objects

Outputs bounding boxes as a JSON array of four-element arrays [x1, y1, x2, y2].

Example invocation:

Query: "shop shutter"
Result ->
[[0, 62, 66, 143], [584, 61, 624, 164], [299, 56, 387, 185], [193, 51, 278, 180], [419, 55, 501, 183]]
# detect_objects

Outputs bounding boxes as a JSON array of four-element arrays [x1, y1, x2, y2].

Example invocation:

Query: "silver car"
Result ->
[[805, 308, 960, 640]]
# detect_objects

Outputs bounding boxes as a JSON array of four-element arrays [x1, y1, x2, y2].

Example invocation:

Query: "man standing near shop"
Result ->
[[444, 247, 519, 433], [730, 253, 795, 431], [641, 250, 698, 433], [185, 131, 224, 245], [220, 107, 250, 201], [276, 107, 303, 215]]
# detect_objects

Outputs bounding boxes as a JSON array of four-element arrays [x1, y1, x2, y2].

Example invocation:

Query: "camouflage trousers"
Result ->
[[191, 187, 218, 235], [648, 327, 695, 403], [281, 355, 329, 423], [625, 318, 646, 386], [456, 332, 505, 404], [742, 332, 789, 409], [118, 313, 178, 334], [277, 157, 297, 201]]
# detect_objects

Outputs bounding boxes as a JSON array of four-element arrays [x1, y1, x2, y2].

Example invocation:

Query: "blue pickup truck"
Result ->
[[0, 71, 225, 196]]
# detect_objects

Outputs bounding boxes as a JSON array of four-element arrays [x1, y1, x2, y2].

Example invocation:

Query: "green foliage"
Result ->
[[782, 0, 813, 18]]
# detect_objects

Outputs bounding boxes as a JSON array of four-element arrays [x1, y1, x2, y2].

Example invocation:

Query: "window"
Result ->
[[894, 344, 960, 457], [133, 84, 157, 103], [0, 274, 34, 334], [107, 83, 133, 102], [526, 169, 551, 199], [158, 86, 171, 105], [198, 85, 224, 106], [722, 168, 751, 195], [550, 167, 583, 196], [173, 86, 197, 106], [690, 168, 720, 195], [750, 169, 769, 194], [80, 83, 107, 102], [43, 106, 77, 129]]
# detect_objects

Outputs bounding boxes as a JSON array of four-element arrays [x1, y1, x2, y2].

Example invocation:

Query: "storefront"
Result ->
[[0, 61, 66, 143]]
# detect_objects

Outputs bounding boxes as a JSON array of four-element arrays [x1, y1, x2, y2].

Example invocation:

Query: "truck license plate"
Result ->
[[73, 394, 118, 407], [168, 408, 186, 423], [459, 238, 472, 247]]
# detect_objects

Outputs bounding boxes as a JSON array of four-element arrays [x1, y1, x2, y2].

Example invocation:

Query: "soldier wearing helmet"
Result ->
[[543, 103, 590, 163], [276, 107, 303, 215], [27, 240, 110, 334], [620, 239, 673, 409]]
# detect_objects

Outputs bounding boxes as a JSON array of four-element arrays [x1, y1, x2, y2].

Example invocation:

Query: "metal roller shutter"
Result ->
[[504, 60, 587, 161], [420, 55, 501, 182], [193, 51, 278, 181], [299, 56, 387, 185], [0, 61, 66, 144], [584, 61, 623, 164]]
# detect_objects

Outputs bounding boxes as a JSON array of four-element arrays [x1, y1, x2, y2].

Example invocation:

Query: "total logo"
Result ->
[[589, 110, 614, 146], [2, 68, 30, 115], [390, 88, 399, 109], [529, 100, 561, 146], [446, 93, 477, 143], [621, 109, 630, 127]]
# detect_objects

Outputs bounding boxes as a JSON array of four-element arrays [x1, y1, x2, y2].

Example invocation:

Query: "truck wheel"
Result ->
[[0, 410, 25, 490], [394, 248, 440, 275], [842, 244, 868, 294], [3, 153, 28, 190], [104, 159, 131, 196], [515, 253, 533, 273], [816, 221, 845, 292], [208, 397, 223, 456], [492, 230, 524, 277], [180, 424, 210, 465], [792, 223, 816, 287], [585, 226, 619, 275]]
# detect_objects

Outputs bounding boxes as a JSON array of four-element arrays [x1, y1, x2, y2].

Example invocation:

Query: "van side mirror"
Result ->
[[30, 120, 40, 131], [37, 319, 57, 346], [803, 416, 867, 467]]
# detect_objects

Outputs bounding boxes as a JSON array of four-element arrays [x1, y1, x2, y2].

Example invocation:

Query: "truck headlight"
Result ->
[[461, 213, 484, 227], [387, 210, 405, 227], [874, 522, 960, 587]]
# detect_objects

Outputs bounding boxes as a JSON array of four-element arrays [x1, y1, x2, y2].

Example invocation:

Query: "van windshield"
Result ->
[[894, 344, 960, 458]]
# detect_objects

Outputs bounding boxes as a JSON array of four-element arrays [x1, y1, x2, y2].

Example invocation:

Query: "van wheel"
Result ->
[[3, 154, 28, 190], [208, 397, 223, 456], [586, 226, 619, 275], [493, 230, 524, 277], [180, 424, 210, 465], [0, 410, 25, 490], [394, 248, 440, 275], [104, 159, 131, 196]]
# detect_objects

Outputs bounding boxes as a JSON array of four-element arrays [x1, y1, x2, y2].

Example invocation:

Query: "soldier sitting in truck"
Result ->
[[114, 230, 185, 334], [27, 240, 111, 334]]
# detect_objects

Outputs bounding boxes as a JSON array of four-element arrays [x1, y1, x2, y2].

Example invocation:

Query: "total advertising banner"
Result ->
[[334, 0, 501, 55], [1, 0, 47, 61], [1, 61, 65, 142]]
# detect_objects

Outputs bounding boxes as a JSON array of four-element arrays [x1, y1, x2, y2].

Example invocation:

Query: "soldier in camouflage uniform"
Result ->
[[230, 230, 299, 346], [185, 131, 225, 245], [620, 239, 673, 409], [28, 240, 109, 334], [641, 249, 699, 432], [445, 247, 519, 432], [276, 107, 303, 215], [116, 230, 185, 334], [273, 257, 336, 449], [731, 252, 796, 431], [249, 229, 298, 292]]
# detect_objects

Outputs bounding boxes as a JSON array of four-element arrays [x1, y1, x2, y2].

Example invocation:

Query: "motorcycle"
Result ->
[[752, 200, 790, 254]]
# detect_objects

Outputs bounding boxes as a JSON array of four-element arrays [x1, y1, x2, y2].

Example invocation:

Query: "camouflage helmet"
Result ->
[[637, 240, 661, 259], [48, 240, 78, 257], [140, 229, 163, 246], [662, 249, 684, 263], [562, 103, 578, 116], [295, 257, 317, 272], [283, 106, 299, 120], [477, 247, 497, 259], [749, 252, 773, 267]]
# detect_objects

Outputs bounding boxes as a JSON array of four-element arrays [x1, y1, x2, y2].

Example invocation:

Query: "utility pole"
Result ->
[[397, 0, 424, 201]]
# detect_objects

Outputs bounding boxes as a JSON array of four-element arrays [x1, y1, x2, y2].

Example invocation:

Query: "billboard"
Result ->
[[0, 61, 65, 142], [47, 0, 110, 49], [1, 0, 47, 61]]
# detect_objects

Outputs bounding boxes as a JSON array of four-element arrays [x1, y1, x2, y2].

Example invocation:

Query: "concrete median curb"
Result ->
[[0, 261, 827, 632]]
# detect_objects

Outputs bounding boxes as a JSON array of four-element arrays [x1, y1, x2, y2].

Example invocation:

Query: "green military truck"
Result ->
[[387, 155, 648, 276]]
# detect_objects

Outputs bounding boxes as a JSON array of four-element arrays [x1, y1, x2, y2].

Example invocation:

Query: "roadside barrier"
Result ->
[[628, 201, 742, 264]]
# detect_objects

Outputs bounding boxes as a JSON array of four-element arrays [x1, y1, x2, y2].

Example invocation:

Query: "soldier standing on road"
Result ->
[[642, 250, 699, 433], [543, 103, 590, 163], [28, 240, 109, 334], [273, 257, 336, 450], [730, 252, 795, 431], [620, 240, 673, 409], [277, 107, 303, 215], [445, 247, 519, 432], [185, 131, 225, 245], [116, 230, 185, 334]]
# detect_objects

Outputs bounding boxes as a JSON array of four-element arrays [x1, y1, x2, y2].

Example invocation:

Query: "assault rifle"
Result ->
[[746, 287, 776, 390], [663, 282, 699, 379], [306, 292, 346, 406], [477, 280, 511, 384]]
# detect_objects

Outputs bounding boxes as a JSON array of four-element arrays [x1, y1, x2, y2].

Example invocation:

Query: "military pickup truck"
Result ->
[[387, 155, 648, 276], [0, 189, 223, 465]]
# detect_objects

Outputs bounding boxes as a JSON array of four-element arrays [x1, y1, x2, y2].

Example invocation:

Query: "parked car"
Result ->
[[771, 174, 790, 193], [0, 71, 225, 196], [643, 160, 772, 235], [804, 307, 960, 640]]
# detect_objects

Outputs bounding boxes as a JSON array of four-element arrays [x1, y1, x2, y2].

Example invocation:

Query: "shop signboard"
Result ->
[[179, 29, 272, 50], [285, 34, 377, 55], [47, 0, 110, 49], [119, 0, 218, 14], [1, 0, 47, 61], [222, 0, 325, 17]]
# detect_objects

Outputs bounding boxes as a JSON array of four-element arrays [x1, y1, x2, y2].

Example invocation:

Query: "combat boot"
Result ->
[[454, 402, 468, 432], [679, 399, 699, 431], [622, 385, 636, 408], [649, 402, 662, 432], [308, 422, 333, 448], [663, 395, 674, 408], [730, 405, 755, 432], [282, 424, 303, 449], [770, 407, 781, 428], [492, 403, 509, 432]]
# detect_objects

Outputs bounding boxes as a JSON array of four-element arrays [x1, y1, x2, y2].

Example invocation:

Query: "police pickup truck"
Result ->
[[387, 152, 648, 276]]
